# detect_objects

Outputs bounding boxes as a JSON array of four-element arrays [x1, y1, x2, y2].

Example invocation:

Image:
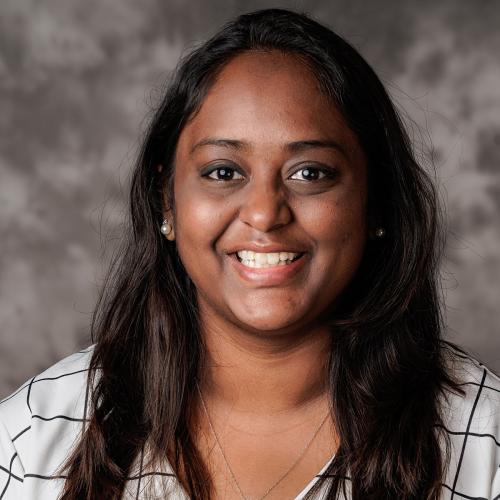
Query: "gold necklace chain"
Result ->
[[196, 381, 330, 500]]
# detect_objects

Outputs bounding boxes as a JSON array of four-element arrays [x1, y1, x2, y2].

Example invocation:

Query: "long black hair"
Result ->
[[60, 8, 463, 499]]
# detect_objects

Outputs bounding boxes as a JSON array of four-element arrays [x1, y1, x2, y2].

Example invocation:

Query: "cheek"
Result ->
[[300, 193, 367, 282], [300, 194, 366, 245], [175, 192, 214, 234], [174, 183, 229, 246], [173, 187, 235, 283]]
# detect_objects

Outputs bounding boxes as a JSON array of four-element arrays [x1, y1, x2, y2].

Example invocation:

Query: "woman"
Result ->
[[0, 8, 499, 500]]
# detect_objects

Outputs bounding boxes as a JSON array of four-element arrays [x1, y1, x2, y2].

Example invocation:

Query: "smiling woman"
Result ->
[[170, 50, 367, 335], [1, 7, 499, 500]]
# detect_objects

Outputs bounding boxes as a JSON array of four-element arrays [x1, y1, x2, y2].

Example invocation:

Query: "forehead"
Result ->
[[177, 50, 361, 156]]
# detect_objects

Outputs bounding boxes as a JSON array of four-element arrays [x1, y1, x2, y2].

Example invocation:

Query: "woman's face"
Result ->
[[170, 50, 368, 335]]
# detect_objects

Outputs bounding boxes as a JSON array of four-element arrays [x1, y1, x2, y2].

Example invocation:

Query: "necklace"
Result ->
[[196, 382, 330, 500]]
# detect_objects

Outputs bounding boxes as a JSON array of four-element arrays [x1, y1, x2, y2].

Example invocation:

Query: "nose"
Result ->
[[238, 176, 293, 232]]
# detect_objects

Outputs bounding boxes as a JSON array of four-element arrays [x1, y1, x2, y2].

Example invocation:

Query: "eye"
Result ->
[[289, 165, 337, 181], [202, 165, 244, 181]]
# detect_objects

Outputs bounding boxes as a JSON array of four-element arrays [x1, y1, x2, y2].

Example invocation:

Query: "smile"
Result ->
[[228, 250, 307, 286], [236, 250, 302, 268]]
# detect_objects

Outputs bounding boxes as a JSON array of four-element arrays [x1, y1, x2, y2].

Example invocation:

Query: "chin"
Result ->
[[232, 309, 308, 335], [226, 291, 319, 333]]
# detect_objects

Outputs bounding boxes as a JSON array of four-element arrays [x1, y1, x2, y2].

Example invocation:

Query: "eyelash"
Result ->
[[202, 165, 244, 181], [201, 164, 337, 182]]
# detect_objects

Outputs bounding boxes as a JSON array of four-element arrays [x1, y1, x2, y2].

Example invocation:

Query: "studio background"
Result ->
[[1, 0, 499, 397]]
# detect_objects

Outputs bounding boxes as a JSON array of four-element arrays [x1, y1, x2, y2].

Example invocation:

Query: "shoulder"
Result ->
[[439, 347, 500, 499], [442, 347, 500, 428], [0, 346, 95, 499], [0, 345, 95, 425]]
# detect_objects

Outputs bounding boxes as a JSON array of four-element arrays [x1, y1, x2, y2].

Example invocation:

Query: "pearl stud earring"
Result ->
[[374, 227, 386, 238], [160, 219, 173, 239]]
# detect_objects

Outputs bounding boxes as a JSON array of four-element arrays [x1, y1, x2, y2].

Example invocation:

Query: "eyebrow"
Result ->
[[189, 138, 348, 157]]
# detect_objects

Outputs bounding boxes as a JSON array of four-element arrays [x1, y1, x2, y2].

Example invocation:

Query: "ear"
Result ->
[[158, 164, 175, 241], [157, 163, 170, 211], [162, 196, 174, 221]]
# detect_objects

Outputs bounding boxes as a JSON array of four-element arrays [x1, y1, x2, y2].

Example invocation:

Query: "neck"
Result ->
[[198, 308, 331, 416]]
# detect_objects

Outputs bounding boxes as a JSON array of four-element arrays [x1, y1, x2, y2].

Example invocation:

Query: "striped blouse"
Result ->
[[1, 346, 499, 499]]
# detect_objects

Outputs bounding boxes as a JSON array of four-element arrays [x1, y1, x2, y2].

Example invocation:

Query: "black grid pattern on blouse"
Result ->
[[1, 349, 499, 500]]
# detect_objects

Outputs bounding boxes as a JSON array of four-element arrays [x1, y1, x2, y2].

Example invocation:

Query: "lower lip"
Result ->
[[228, 253, 307, 286]]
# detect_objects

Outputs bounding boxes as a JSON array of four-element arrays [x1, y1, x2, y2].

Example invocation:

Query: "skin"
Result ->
[[165, 50, 368, 499]]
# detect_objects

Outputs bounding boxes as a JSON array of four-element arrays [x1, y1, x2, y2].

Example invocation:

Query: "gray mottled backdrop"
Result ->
[[1, 0, 499, 397]]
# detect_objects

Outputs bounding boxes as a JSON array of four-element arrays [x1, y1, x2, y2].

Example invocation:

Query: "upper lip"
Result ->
[[225, 243, 306, 254]]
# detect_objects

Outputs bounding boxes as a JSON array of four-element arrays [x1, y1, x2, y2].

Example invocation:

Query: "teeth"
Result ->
[[236, 250, 301, 268], [267, 253, 280, 265], [255, 253, 267, 265], [279, 252, 289, 261]]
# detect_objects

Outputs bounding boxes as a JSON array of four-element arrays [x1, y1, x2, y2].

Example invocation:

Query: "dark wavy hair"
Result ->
[[60, 8, 464, 499]]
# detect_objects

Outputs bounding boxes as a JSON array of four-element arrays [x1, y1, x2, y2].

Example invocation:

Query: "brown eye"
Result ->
[[203, 165, 244, 181], [290, 166, 336, 181]]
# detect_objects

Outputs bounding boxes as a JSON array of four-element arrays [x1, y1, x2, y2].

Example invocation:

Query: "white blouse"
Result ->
[[1, 345, 499, 499]]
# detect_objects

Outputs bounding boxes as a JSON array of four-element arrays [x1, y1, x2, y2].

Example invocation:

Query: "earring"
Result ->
[[373, 227, 386, 238], [160, 219, 174, 240]]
